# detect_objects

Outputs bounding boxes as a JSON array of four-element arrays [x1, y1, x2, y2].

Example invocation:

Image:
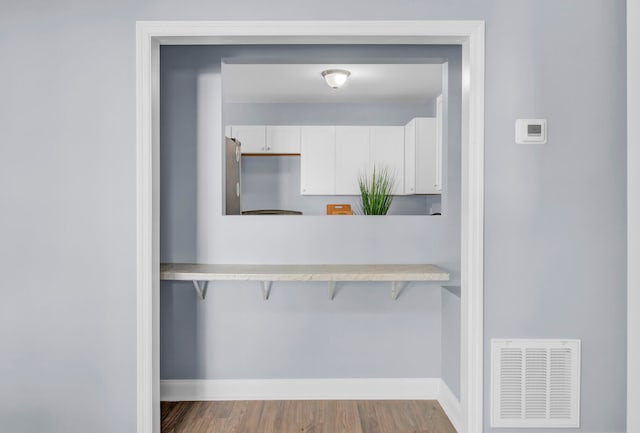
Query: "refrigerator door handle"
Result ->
[[225, 137, 241, 215]]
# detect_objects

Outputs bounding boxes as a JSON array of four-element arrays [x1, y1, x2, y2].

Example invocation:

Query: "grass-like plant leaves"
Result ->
[[357, 165, 396, 215]]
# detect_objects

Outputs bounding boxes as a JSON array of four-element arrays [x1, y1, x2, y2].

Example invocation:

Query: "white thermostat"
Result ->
[[516, 119, 547, 144]]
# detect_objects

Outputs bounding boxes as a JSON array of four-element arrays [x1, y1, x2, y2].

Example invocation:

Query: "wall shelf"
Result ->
[[160, 263, 450, 300]]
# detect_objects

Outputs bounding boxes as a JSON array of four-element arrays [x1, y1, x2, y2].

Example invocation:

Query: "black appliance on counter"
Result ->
[[241, 210, 303, 215]]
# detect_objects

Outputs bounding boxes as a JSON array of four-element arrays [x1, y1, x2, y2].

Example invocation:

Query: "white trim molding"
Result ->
[[628, 1, 640, 432], [136, 23, 160, 433], [439, 380, 464, 433], [160, 378, 441, 401], [136, 20, 485, 433], [458, 21, 485, 433], [160, 378, 462, 432]]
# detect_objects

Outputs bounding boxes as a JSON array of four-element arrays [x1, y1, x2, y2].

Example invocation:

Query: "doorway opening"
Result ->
[[136, 21, 485, 433]]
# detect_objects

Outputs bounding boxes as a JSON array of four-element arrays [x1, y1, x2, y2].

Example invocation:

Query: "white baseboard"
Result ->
[[161, 377, 462, 432], [438, 380, 463, 433], [161, 377, 440, 401]]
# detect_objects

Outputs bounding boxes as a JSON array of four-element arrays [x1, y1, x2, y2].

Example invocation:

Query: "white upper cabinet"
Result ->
[[435, 95, 443, 191], [229, 112, 442, 197], [405, 115, 442, 194], [335, 126, 404, 196], [370, 126, 405, 195], [300, 126, 336, 195], [415, 118, 439, 194], [266, 126, 301, 154], [404, 120, 417, 194], [228, 125, 266, 154], [335, 126, 370, 195], [228, 125, 300, 154]]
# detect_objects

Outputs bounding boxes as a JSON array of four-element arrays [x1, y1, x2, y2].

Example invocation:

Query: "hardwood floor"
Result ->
[[161, 400, 456, 433]]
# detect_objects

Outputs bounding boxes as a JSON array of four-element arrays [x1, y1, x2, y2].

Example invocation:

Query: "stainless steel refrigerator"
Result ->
[[225, 137, 241, 215]]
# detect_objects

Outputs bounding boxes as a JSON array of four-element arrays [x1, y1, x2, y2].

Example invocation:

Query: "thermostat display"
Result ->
[[528, 124, 542, 135], [516, 119, 547, 144]]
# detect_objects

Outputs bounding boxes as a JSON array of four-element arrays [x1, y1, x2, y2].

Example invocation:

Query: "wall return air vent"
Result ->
[[491, 339, 581, 428]]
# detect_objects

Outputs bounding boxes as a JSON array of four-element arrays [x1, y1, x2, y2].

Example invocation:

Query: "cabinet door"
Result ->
[[415, 118, 439, 194], [335, 126, 370, 195], [267, 126, 301, 154], [230, 125, 266, 154], [435, 95, 443, 192], [370, 126, 404, 195], [300, 126, 335, 195], [404, 119, 417, 194]]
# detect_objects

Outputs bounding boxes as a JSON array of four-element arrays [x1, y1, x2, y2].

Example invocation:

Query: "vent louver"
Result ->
[[491, 339, 580, 428]]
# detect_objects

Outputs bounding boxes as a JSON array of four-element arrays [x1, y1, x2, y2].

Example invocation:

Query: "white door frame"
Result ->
[[628, 0, 639, 432], [136, 20, 485, 433]]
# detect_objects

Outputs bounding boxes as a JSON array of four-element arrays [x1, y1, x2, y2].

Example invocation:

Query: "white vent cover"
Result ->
[[491, 339, 580, 428]]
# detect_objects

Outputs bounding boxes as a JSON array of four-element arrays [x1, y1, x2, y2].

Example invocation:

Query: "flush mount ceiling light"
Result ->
[[321, 69, 351, 89]]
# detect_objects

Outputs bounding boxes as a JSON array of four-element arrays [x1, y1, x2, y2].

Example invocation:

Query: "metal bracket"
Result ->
[[442, 285, 461, 298], [260, 281, 272, 300], [328, 282, 336, 300], [391, 281, 401, 300], [192, 281, 209, 300], [391, 282, 412, 300]]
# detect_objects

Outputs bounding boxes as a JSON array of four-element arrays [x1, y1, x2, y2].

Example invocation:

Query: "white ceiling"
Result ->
[[222, 63, 443, 104]]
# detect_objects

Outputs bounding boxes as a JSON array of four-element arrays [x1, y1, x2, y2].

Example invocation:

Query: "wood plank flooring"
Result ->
[[161, 400, 456, 433]]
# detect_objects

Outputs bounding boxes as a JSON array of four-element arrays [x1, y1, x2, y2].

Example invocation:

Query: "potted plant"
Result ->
[[357, 165, 396, 215]]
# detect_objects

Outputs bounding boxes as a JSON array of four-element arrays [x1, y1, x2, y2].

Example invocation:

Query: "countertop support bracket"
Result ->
[[192, 280, 208, 300], [328, 282, 336, 300], [261, 281, 272, 300], [391, 281, 400, 300]]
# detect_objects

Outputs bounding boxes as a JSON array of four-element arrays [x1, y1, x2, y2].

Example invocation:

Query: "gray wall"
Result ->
[[0, 2, 626, 433], [224, 101, 435, 126], [442, 286, 461, 399], [160, 44, 461, 379], [161, 281, 443, 379]]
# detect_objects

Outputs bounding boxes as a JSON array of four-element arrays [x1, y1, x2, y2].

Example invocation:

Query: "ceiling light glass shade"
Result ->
[[321, 69, 351, 88]]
